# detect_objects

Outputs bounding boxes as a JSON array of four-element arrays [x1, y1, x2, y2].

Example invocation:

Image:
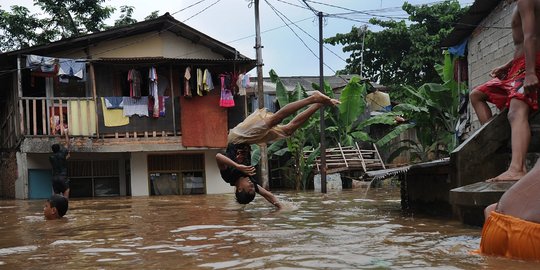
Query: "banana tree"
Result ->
[[362, 82, 458, 163], [311, 76, 373, 147], [250, 69, 322, 190]]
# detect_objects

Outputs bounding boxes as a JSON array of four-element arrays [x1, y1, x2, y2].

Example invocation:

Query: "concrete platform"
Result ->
[[449, 181, 515, 226]]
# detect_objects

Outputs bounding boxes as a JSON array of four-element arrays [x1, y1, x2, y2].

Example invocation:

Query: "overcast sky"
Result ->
[[1, 0, 473, 76]]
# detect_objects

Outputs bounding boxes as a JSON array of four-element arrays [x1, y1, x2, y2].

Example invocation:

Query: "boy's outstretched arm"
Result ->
[[63, 126, 70, 159], [215, 153, 256, 176], [257, 185, 282, 209]]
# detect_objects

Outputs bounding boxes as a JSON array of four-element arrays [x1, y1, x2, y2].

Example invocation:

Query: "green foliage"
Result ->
[[268, 69, 318, 190], [325, 0, 468, 92], [35, 0, 115, 36], [114, 5, 138, 27], [0, 6, 56, 51], [145, 11, 160, 21], [375, 77, 462, 163], [0, 1, 159, 52], [325, 76, 372, 146]]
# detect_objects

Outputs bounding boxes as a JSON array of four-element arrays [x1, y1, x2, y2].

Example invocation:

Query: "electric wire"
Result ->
[[170, 0, 207, 16], [265, 0, 342, 75], [0, 0, 510, 77], [0, 0, 224, 77], [181, 0, 221, 23]]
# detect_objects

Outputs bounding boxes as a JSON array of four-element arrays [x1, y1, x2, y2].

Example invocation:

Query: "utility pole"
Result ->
[[303, 1, 327, 193], [254, 0, 269, 189], [359, 25, 367, 78], [318, 11, 327, 194]]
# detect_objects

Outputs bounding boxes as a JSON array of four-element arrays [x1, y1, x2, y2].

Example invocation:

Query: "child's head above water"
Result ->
[[43, 194, 68, 220]]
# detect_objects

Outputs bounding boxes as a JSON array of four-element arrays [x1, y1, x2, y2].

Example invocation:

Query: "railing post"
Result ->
[[17, 56, 24, 137], [89, 63, 99, 137]]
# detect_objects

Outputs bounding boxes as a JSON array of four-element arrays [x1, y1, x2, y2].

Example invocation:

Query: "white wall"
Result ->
[[204, 149, 234, 194], [161, 31, 223, 59], [15, 152, 28, 199], [26, 153, 50, 169], [130, 152, 149, 196]]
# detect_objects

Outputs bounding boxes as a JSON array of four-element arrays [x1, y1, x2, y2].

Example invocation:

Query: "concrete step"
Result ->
[[449, 181, 515, 226]]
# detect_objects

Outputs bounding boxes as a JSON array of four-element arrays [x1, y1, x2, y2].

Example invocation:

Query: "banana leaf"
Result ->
[[375, 123, 416, 147], [269, 69, 290, 107], [338, 76, 366, 129]]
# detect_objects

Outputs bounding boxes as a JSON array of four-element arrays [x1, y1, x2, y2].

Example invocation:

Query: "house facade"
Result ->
[[0, 13, 256, 199]]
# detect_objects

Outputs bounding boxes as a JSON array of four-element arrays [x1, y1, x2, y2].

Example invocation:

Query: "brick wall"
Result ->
[[466, 0, 516, 131], [0, 152, 17, 199]]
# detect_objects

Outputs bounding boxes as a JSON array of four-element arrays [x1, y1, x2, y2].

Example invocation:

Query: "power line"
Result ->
[[170, 0, 207, 16], [181, 0, 222, 23], [265, 0, 342, 75], [274, 0, 311, 10]]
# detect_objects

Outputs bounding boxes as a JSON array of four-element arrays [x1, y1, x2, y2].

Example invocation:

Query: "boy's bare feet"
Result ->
[[330, 98, 341, 106], [311, 91, 340, 106], [486, 169, 526, 182]]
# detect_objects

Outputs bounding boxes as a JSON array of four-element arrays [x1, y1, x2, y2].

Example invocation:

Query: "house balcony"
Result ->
[[16, 96, 191, 154]]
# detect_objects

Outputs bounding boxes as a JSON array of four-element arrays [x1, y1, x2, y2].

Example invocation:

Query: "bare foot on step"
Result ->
[[486, 170, 526, 182]]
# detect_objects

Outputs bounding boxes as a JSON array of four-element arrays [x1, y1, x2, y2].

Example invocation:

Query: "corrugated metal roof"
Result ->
[[440, 0, 503, 47], [248, 75, 387, 94]]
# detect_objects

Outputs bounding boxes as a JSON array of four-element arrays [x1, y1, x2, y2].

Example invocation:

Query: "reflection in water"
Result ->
[[0, 185, 539, 269]]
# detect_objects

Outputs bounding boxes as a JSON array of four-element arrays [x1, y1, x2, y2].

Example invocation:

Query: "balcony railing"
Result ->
[[19, 96, 179, 138]]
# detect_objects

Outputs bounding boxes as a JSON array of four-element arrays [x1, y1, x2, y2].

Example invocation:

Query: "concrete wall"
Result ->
[[130, 152, 149, 196], [161, 31, 223, 59], [88, 32, 163, 58], [130, 150, 232, 196], [23, 152, 130, 198], [466, 0, 516, 131], [15, 152, 28, 199], [205, 149, 234, 194], [77, 31, 224, 60], [13, 149, 230, 198]]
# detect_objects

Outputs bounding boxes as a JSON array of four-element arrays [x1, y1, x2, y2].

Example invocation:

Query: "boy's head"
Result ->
[[225, 143, 250, 165], [235, 176, 257, 204], [43, 195, 68, 220], [51, 143, 61, 153]]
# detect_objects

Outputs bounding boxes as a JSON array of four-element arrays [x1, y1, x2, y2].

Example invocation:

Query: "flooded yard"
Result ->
[[0, 185, 539, 269]]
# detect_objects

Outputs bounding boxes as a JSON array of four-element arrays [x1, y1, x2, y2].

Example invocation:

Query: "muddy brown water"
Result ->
[[1, 186, 539, 269]]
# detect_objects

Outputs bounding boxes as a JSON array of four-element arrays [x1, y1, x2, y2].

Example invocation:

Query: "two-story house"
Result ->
[[0, 13, 256, 199]]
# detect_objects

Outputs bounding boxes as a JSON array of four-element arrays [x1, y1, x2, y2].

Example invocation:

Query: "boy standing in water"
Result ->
[[216, 91, 340, 208], [49, 126, 71, 198], [479, 0, 540, 261]]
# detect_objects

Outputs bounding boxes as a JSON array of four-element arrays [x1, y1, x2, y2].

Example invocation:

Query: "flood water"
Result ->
[[1, 184, 539, 270]]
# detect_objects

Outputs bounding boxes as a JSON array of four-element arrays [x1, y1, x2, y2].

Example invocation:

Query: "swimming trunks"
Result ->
[[475, 52, 540, 111], [479, 211, 540, 261]]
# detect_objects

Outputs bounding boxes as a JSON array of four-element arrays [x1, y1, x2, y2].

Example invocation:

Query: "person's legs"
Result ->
[[487, 98, 529, 182], [280, 103, 323, 136], [470, 89, 493, 125], [264, 91, 338, 127]]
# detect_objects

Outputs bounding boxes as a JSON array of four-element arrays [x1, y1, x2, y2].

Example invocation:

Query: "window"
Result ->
[[68, 159, 120, 197], [149, 173, 180, 195], [148, 154, 205, 195], [182, 172, 204, 194]]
